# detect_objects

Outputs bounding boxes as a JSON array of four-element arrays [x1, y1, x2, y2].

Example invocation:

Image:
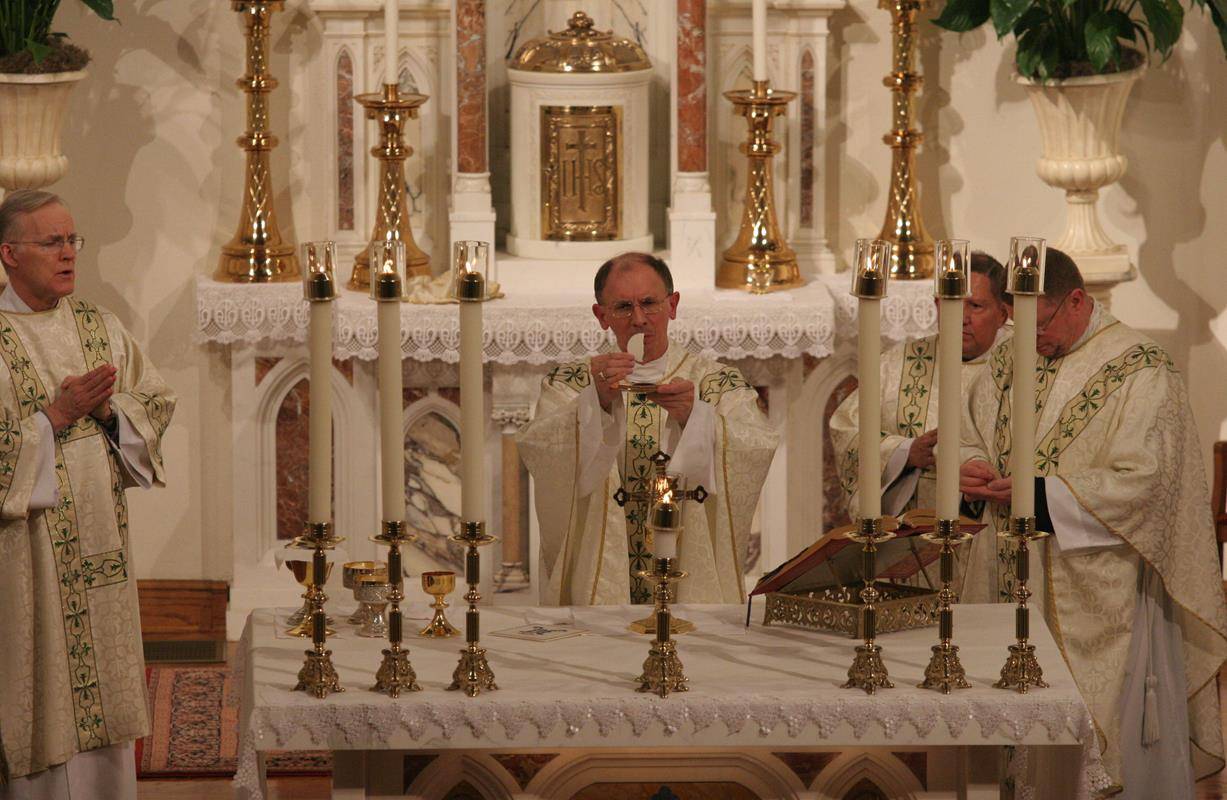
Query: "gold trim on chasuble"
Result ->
[[0, 300, 123, 752], [988, 338, 1174, 601], [896, 337, 935, 437]]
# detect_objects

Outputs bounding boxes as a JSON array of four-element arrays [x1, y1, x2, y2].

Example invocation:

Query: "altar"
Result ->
[[235, 603, 1106, 800]]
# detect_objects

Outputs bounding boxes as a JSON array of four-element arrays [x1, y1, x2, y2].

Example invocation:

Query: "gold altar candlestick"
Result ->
[[919, 518, 973, 693], [636, 494, 689, 697], [876, 0, 934, 280], [290, 522, 345, 698], [217, 1, 299, 283], [717, 81, 802, 293], [625, 467, 706, 636], [350, 83, 431, 291], [996, 238, 1050, 693], [448, 243, 500, 697], [842, 517, 896, 694], [372, 520, 421, 696]]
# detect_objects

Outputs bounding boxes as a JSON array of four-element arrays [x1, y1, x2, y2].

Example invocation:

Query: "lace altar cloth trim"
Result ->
[[233, 604, 1109, 800], [197, 275, 938, 364]]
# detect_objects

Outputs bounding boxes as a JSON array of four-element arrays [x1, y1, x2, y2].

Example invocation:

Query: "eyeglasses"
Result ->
[[605, 296, 668, 319], [1037, 292, 1070, 332], [5, 234, 86, 254]]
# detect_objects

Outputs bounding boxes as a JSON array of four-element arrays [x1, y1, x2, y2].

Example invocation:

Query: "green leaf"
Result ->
[[1208, 0, 1227, 57], [1016, 28, 1047, 76], [1012, 6, 1048, 36], [934, 0, 992, 32], [1041, 32, 1061, 77], [79, 0, 117, 21], [991, 0, 1033, 37], [25, 38, 51, 65], [1140, 0, 1182, 54], [1085, 11, 1122, 70]]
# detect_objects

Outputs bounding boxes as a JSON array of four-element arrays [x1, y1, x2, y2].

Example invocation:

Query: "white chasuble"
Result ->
[[518, 347, 777, 606], [0, 298, 175, 781], [960, 310, 1227, 790]]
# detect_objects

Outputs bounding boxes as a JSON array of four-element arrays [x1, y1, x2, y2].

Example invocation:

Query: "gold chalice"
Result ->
[[354, 576, 391, 638], [343, 561, 388, 625], [284, 559, 336, 638], [419, 570, 460, 637]]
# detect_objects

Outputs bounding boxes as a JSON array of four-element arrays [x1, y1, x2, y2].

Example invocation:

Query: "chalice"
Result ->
[[343, 561, 388, 625], [285, 559, 336, 638], [419, 570, 460, 637], [354, 576, 391, 638]]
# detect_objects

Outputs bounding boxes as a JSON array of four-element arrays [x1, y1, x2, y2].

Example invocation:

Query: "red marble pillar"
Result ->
[[676, 0, 707, 174], [456, 0, 487, 174]]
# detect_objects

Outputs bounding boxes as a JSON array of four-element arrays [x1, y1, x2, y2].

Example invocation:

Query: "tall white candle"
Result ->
[[377, 299, 406, 521], [1011, 295, 1037, 518], [460, 299, 484, 522], [936, 297, 962, 520], [752, 0, 768, 82], [857, 297, 882, 520], [654, 530, 678, 559], [308, 300, 332, 524], [384, 1, 398, 86]]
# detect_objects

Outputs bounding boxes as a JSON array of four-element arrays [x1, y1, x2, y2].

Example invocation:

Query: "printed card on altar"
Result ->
[[491, 622, 587, 642]]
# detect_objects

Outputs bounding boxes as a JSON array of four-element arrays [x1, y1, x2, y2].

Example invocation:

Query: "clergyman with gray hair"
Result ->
[[0, 190, 176, 800]]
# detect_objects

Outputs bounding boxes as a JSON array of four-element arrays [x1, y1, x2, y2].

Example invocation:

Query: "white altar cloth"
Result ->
[[234, 603, 1107, 799], [196, 274, 939, 364]]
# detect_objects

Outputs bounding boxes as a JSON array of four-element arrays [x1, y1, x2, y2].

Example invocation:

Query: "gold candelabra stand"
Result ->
[[290, 522, 345, 698], [876, 0, 934, 280], [842, 517, 896, 694], [217, 1, 299, 283], [636, 556, 689, 697], [449, 521, 499, 696], [918, 518, 973, 693], [350, 84, 431, 291], [995, 517, 1051, 692], [717, 80, 802, 294], [371, 520, 422, 697]]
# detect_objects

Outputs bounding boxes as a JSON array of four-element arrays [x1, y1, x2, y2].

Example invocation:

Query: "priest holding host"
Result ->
[[0, 191, 176, 799], [518, 252, 778, 606], [955, 248, 1227, 798]]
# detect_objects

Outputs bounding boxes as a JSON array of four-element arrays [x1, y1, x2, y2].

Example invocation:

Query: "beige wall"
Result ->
[[51, 1, 1227, 581]]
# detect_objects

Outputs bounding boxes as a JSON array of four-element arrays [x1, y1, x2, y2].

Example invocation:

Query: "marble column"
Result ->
[[493, 407, 531, 593], [668, 0, 717, 290], [450, 0, 497, 261]]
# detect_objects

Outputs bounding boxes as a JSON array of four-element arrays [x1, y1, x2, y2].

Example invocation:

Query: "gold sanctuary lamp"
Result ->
[[635, 491, 689, 697], [217, 1, 299, 283], [875, 0, 935, 280], [419, 570, 460, 638], [717, 80, 802, 293], [349, 82, 431, 291], [448, 241, 500, 697]]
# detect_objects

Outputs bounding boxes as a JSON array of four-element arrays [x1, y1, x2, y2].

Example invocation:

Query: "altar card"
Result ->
[[491, 622, 588, 642]]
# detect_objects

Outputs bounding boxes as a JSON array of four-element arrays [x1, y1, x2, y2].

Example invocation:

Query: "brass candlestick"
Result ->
[[625, 468, 705, 635], [419, 570, 460, 637], [350, 83, 431, 291], [717, 80, 802, 293], [371, 520, 422, 697], [217, 1, 299, 283], [636, 557, 689, 697], [875, 0, 934, 280], [290, 522, 344, 698], [918, 518, 973, 693], [995, 517, 1050, 692], [448, 521, 499, 696], [842, 517, 896, 694]]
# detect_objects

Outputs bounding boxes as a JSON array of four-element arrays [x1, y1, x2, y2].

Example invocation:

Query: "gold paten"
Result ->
[[540, 105, 621, 241], [718, 81, 802, 293], [635, 558, 690, 697], [876, 0, 935, 280], [350, 84, 431, 291], [217, 1, 299, 283], [511, 11, 651, 74], [449, 521, 500, 696], [419, 570, 460, 638]]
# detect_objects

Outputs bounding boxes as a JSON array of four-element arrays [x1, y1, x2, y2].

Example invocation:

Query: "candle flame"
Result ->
[[661, 489, 673, 505]]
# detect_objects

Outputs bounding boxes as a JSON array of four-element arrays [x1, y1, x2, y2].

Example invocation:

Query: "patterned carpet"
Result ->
[[136, 664, 331, 778]]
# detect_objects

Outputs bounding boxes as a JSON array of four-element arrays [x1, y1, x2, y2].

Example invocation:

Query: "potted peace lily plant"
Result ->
[[933, 0, 1227, 284], [0, 0, 115, 190]]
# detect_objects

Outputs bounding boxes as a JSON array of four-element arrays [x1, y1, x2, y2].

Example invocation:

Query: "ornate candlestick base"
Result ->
[[635, 558, 690, 697], [350, 84, 431, 291], [448, 521, 500, 697], [994, 517, 1050, 693], [290, 522, 345, 698], [918, 518, 973, 694], [371, 520, 422, 697], [717, 80, 802, 293], [842, 518, 896, 694]]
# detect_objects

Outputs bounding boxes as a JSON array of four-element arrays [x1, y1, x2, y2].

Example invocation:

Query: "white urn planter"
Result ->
[[0, 70, 86, 191], [1018, 63, 1144, 286]]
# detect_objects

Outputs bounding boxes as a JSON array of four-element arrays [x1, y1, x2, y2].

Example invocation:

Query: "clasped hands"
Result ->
[[959, 459, 1012, 505], [43, 365, 116, 434], [590, 352, 694, 427]]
